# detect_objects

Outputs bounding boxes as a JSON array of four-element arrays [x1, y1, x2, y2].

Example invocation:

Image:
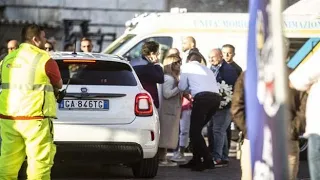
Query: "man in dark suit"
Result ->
[[207, 48, 239, 167], [222, 44, 242, 75], [222, 44, 243, 150]]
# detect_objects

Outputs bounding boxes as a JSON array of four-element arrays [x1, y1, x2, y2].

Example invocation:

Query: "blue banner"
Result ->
[[245, 0, 288, 179]]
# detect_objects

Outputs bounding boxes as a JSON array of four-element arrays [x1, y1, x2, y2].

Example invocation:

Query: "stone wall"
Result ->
[[2, 0, 168, 51]]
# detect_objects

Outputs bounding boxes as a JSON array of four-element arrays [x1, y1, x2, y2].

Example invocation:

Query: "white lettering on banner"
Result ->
[[284, 21, 320, 29], [194, 19, 248, 29], [193, 19, 320, 30], [253, 126, 275, 180]]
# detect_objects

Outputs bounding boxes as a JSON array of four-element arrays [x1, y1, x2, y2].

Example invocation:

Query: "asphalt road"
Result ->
[[48, 158, 310, 180], [18, 141, 311, 180], [18, 155, 310, 180]]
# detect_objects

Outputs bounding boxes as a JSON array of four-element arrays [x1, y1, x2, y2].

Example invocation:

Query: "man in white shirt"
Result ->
[[178, 52, 221, 171], [289, 48, 320, 180]]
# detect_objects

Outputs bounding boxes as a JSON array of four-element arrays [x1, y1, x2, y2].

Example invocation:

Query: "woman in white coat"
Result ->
[[158, 54, 182, 166]]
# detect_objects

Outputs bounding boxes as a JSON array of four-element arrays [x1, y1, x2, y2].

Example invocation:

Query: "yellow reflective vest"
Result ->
[[0, 43, 57, 119]]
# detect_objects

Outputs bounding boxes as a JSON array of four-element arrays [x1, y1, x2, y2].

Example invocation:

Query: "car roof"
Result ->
[[50, 51, 128, 64]]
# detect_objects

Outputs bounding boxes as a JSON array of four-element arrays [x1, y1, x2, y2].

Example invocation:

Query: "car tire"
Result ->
[[132, 153, 159, 178]]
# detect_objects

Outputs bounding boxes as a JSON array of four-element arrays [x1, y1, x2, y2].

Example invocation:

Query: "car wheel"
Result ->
[[299, 137, 308, 161], [132, 153, 159, 178]]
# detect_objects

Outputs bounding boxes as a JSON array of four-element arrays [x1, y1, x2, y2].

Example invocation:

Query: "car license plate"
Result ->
[[59, 100, 109, 110]]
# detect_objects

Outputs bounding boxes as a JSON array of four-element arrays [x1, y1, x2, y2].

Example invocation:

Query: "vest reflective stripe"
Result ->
[[26, 53, 43, 85], [0, 83, 54, 92]]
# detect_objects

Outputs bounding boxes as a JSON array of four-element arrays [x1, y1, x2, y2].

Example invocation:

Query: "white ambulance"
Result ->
[[102, 11, 320, 70]]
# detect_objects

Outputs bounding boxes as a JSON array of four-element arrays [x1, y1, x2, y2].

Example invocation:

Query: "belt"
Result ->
[[195, 91, 220, 98]]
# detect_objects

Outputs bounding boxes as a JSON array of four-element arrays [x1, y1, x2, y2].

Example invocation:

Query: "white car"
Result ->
[[51, 52, 160, 178]]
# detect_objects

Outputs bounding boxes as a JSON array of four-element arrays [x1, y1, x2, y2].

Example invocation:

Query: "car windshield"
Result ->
[[55, 59, 137, 86], [103, 34, 136, 54]]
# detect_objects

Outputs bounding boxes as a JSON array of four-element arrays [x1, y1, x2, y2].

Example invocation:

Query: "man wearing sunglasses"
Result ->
[[7, 40, 19, 53], [0, 40, 19, 62]]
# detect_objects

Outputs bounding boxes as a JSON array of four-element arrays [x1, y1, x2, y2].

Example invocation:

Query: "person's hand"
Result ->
[[150, 54, 159, 63], [183, 93, 193, 102], [54, 88, 59, 98], [56, 89, 67, 103]]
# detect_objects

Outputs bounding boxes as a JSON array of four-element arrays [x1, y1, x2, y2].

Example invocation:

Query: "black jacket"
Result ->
[[130, 57, 164, 108]]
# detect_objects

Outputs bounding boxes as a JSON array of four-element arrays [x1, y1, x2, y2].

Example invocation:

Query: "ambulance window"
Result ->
[[126, 36, 173, 63], [104, 34, 136, 54]]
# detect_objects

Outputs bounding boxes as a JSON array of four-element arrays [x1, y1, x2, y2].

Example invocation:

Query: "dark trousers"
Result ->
[[227, 123, 231, 149], [189, 92, 221, 164]]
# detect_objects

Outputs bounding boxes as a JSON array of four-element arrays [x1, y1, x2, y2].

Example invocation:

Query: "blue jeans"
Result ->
[[208, 108, 231, 161], [308, 134, 320, 180]]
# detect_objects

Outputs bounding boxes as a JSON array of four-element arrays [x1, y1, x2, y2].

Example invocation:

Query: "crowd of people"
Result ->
[[0, 36, 95, 60], [128, 35, 314, 180], [129, 37, 242, 170], [0, 23, 319, 180]]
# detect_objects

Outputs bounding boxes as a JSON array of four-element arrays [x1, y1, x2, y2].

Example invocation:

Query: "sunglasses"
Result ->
[[174, 60, 182, 65]]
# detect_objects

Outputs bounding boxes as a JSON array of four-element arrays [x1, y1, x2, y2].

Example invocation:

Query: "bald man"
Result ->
[[0, 40, 19, 61], [181, 37, 196, 63], [7, 40, 19, 54], [182, 36, 196, 53], [181, 36, 206, 65], [208, 49, 224, 69], [207, 48, 239, 167]]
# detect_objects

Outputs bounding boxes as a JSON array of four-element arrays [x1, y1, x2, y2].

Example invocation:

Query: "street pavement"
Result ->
[[46, 156, 310, 180], [18, 141, 311, 180]]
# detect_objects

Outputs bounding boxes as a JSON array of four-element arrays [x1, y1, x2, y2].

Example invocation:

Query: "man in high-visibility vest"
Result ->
[[0, 24, 62, 179]]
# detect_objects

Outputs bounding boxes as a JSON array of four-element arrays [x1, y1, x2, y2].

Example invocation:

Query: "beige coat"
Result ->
[[158, 75, 182, 149]]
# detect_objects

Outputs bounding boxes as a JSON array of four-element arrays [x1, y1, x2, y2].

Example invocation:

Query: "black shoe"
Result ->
[[214, 160, 229, 168], [179, 159, 195, 169], [191, 162, 215, 171], [191, 164, 206, 171], [205, 162, 215, 169]]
